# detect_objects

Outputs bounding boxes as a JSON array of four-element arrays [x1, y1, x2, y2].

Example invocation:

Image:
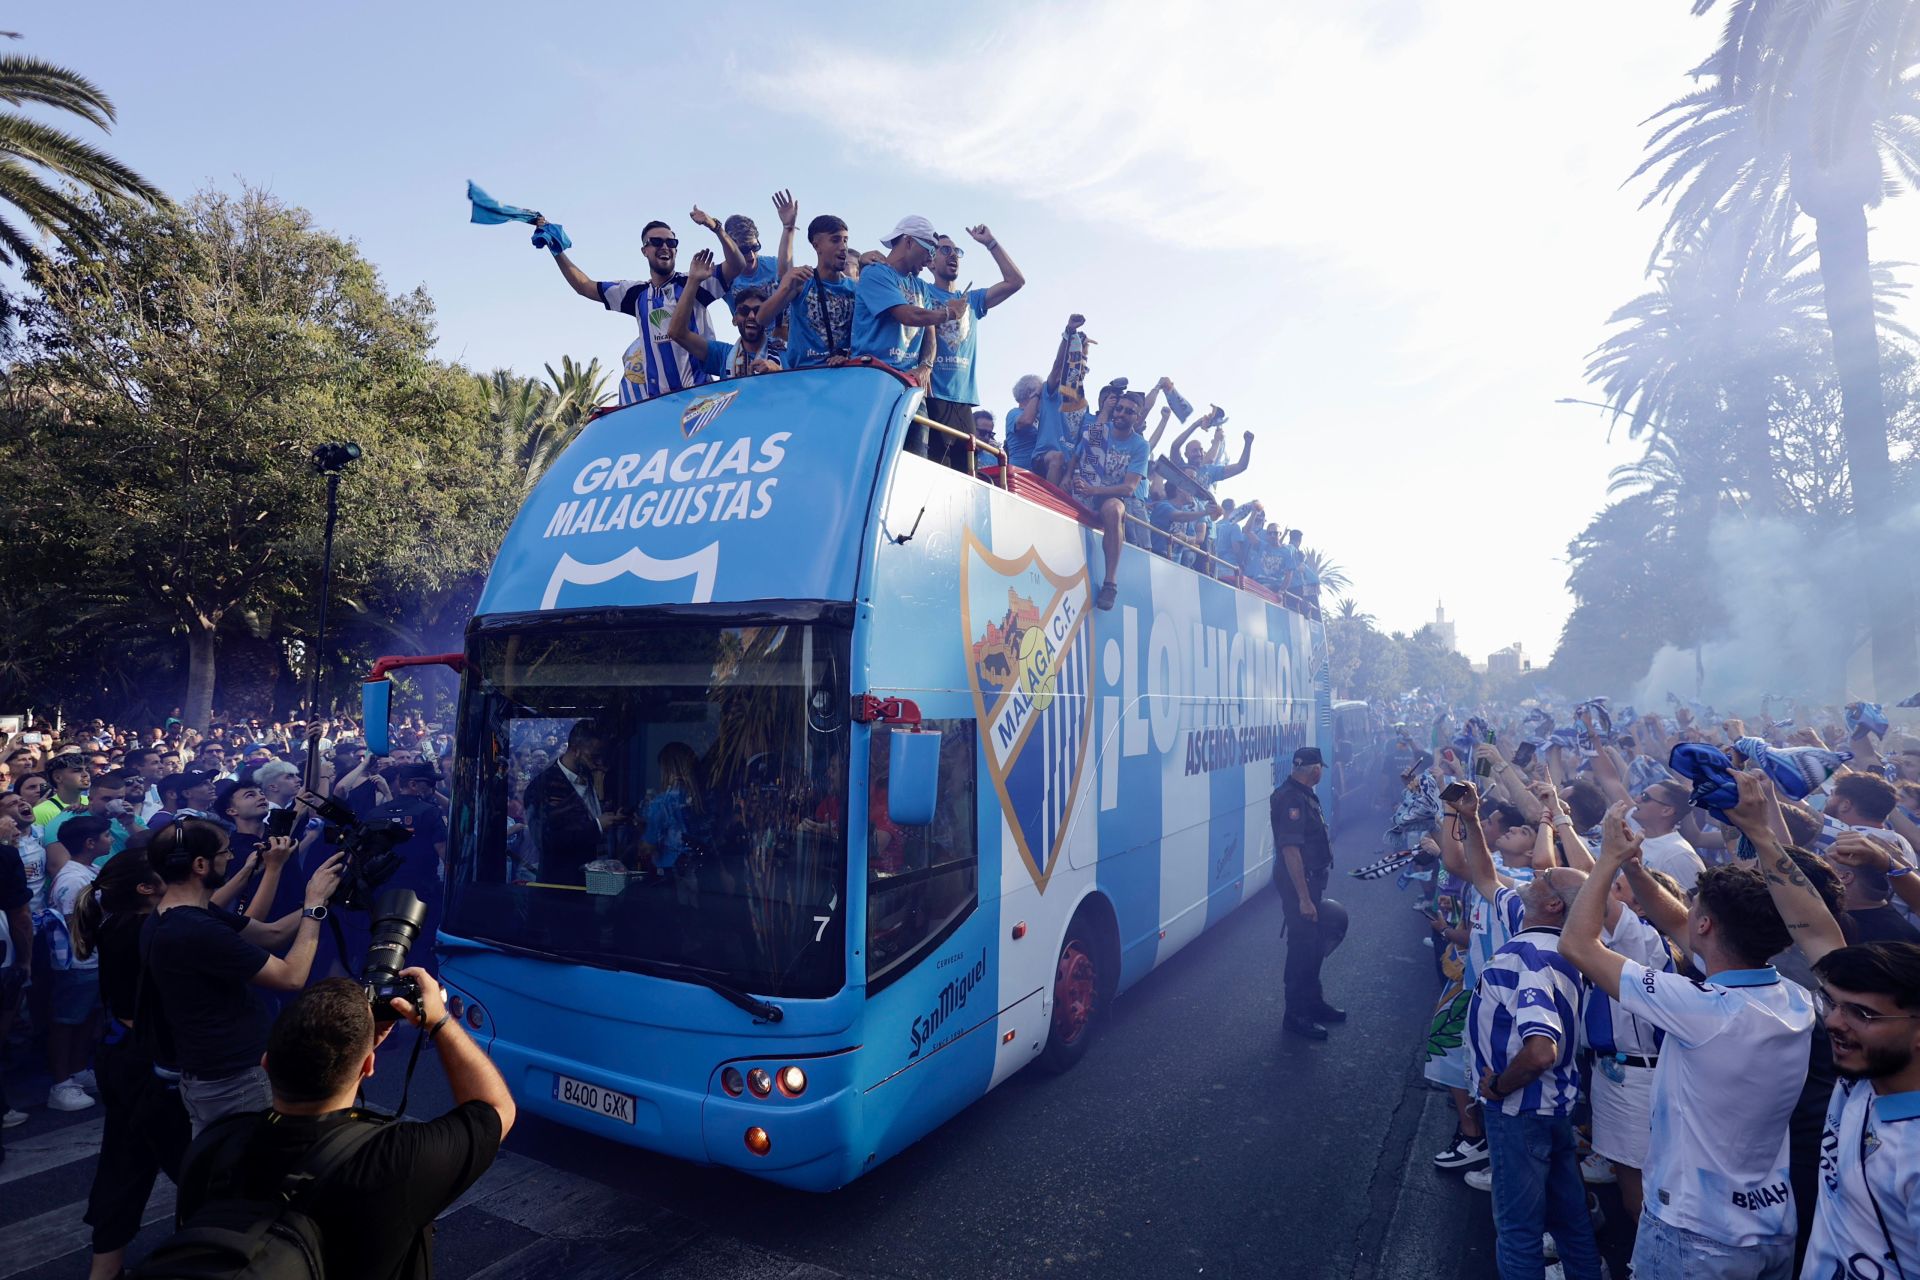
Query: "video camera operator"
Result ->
[[166, 972, 514, 1280], [141, 818, 346, 1134]]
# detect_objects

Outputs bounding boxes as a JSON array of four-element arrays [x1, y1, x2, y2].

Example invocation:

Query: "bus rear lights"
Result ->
[[776, 1065, 807, 1097], [721, 1067, 746, 1097], [747, 1068, 774, 1098], [462, 1000, 487, 1031], [447, 996, 464, 1021], [745, 1126, 772, 1156]]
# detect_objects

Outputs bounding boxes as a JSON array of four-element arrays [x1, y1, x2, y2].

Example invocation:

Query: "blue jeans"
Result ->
[[1483, 1107, 1604, 1280], [1632, 1208, 1794, 1280]]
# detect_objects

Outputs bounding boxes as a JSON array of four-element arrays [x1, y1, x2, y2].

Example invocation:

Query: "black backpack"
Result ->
[[128, 1113, 384, 1280]]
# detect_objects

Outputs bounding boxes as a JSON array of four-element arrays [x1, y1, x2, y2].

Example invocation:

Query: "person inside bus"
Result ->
[[640, 742, 710, 904], [1067, 389, 1151, 611], [667, 249, 783, 380], [521, 720, 627, 886]]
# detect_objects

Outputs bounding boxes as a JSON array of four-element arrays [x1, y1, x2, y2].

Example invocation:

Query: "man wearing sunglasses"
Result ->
[[919, 225, 1025, 472], [1699, 773, 1920, 1280], [537, 214, 727, 406]]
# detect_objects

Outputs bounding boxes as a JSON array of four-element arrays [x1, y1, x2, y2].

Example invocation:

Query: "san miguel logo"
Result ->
[[961, 530, 1094, 892], [680, 387, 740, 438]]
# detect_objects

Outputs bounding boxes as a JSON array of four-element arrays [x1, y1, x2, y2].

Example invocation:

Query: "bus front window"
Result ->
[[450, 622, 851, 1000]]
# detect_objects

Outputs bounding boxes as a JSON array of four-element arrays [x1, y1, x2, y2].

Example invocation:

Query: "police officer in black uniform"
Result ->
[[1272, 746, 1343, 1041]]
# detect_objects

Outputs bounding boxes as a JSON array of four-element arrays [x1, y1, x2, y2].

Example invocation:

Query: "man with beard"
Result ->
[[537, 212, 728, 405], [1716, 774, 1920, 1275], [920, 226, 1025, 471], [143, 818, 346, 1134], [666, 249, 783, 380]]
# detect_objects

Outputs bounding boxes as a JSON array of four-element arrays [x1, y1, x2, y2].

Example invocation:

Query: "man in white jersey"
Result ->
[[1632, 779, 1707, 892], [1562, 796, 1809, 1280], [540, 214, 727, 405], [1716, 771, 1920, 1280]]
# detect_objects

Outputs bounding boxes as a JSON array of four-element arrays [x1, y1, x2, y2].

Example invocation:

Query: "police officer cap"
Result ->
[[1293, 746, 1324, 767]]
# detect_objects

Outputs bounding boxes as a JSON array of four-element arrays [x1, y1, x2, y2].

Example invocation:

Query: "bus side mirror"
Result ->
[[362, 679, 392, 755], [887, 730, 941, 826]]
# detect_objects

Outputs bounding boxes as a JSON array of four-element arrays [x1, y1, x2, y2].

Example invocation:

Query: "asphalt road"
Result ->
[[4, 796, 1531, 1280]]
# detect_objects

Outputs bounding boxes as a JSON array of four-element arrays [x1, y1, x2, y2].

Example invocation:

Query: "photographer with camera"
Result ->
[[141, 818, 346, 1134], [159, 964, 514, 1280]]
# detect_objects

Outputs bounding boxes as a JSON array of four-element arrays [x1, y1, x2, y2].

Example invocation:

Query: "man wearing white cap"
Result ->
[[853, 216, 969, 406]]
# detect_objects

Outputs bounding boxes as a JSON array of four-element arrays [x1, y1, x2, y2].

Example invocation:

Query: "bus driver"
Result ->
[[522, 720, 629, 885]]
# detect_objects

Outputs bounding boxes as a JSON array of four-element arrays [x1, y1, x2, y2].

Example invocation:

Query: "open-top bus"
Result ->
[[364, 365, 1331, 1190]]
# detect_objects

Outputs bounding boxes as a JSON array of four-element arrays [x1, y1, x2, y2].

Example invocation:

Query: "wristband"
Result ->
[[1890, 864, 1912, 879], [427, 1012, 453, 1041]]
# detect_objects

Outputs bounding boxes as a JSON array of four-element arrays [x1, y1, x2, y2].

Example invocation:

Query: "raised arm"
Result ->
[[1452, 782, 1508, 902], [1045, 315, 1084, 392], [755, 264, 813, 326], [967, 225, 1024, 309], [1167, 414, 1205, 461], [690, 205, 749, 286], [1725, 770, 1848, 965], [1561, 801, 1641, 998], [1216, 431, 1255, 480], [665, 250, 716, 362], [772, 190, 797, 279], [533, 217, 602, 302], [1146, 405, 1173, 452], [1829, 831, 1920, 915]]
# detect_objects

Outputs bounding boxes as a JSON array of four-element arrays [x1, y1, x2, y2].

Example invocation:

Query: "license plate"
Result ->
[[552, 1072, 636, 1125]]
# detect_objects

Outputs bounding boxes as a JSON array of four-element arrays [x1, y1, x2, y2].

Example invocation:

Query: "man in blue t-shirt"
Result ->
[[1168, 408, 1254, 496], [852, 216, 968, 385], [1031, 316, 1094, 487], [920, 225, 1026, 472], [758, 214, 859, 370], [666, 250, 783, 380], [1003, 374, 1045, 471], [702, 190, 795, 310], [1069, 391, 1151, 611]]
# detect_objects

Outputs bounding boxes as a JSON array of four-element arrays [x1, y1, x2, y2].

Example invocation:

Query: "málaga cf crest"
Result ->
[[961, 530, 1095, 893]]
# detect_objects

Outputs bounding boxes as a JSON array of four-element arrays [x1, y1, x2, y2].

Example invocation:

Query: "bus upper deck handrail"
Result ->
[[911, 414, 1011, 490]]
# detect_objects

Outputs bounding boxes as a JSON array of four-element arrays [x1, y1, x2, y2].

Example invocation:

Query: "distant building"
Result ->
[[1487, 643, 1528, 681], [1431, 602, 1457, 653]]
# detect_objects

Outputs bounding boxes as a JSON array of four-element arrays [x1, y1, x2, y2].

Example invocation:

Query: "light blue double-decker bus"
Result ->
[[364, 366, 1330, 1191]]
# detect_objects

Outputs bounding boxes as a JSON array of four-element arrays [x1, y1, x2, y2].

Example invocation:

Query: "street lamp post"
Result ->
[[305, 442, 362, 789]]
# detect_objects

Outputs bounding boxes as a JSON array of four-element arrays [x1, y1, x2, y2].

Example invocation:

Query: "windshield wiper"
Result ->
[[448, 938, 784, 1022], [565, 952, 785, 1023]]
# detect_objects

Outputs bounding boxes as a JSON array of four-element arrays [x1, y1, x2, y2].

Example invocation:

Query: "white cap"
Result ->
[[882, 215, 940, 249]]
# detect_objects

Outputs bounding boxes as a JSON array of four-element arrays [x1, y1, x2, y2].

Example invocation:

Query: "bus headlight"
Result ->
[[777, 1065, 807, 1097], [721, 1067, 745, 1097], [747, 1067, 773, 1098]]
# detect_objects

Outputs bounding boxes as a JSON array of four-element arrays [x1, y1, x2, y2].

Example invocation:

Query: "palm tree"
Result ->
[[0, 38, 165, 265], [544, 355, 612, 429], [1332, 598, 1375, 627], [1633, 0, 1920, 690], [1303, 549, 1350, 596], [1585, 222, 1908, 513]]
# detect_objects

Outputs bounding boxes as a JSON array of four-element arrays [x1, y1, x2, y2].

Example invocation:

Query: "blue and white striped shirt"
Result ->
[[599, 273, 728, 405], [1469, 906, 1585, 1117]]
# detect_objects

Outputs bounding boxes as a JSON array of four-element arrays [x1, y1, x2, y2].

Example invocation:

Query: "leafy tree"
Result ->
[[2, 187, 518, 728], [1633, 0, 1920, 691]]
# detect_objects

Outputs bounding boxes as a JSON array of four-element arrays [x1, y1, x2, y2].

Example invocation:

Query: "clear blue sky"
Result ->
[[29, 1, 1920, 665]]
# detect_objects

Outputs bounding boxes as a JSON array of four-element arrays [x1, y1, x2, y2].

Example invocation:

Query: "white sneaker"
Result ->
[[1, 1108, 26, 1128], [47, 1081, 95, 1112], [1544, 1232, 1559, 1261], [1581, 1152, 1616, 1184], [69, 1068, 97, 1093], [1463, 1166, 1493, 1192]]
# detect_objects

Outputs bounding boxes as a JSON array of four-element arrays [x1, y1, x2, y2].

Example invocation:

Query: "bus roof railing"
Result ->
[[911, 414, 1012, 489]]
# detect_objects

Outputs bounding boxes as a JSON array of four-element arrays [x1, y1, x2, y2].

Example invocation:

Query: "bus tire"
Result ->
[[1039, 919, 1103, 1074]]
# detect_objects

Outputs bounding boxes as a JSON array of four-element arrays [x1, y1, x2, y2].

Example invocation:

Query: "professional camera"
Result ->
[[298, 791, 413, 910], [362, 887, 429, 1023]]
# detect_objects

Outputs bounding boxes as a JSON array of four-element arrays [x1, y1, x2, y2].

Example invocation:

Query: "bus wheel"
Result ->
[[1040, 928, 1100, 1074]]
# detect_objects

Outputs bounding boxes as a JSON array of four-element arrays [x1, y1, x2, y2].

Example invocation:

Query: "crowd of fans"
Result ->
[[0, 710, 495, 1280], [530, 193, 1324, 614], [1366, 697, 1920, 1279]]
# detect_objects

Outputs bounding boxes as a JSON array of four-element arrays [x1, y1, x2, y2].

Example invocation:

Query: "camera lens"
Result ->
[[363, 887, 428, 988]]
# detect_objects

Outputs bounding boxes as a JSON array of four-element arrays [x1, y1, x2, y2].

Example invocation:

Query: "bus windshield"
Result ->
[[449, 620, 852, 1000]]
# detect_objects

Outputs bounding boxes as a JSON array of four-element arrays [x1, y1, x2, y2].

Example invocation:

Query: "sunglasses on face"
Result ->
[[646, 236, 680, 250], [1814, 986, 1920, 1027], [935, 244, 963, 258]]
